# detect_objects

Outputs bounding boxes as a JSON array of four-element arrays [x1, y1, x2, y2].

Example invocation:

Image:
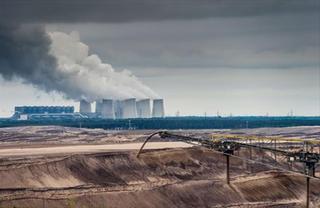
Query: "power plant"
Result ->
[[121, 98, 137, 119], [136, 99, 151, 118], [100, 99, 115, 119], [11, 99, 164, 120], [92, 98, 164, 119], [15, 106, 74, 114], [114, 100, 123, 119], [79, 100, 92, 114], [152, 99, 165, 118], [95, 100, 103, 115], [13, 106, 76, 120]]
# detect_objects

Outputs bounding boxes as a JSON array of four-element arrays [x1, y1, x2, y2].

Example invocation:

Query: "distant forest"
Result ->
[[1, 117, 320, 129]]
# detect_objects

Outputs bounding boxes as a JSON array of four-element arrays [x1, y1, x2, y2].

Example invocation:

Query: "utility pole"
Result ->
[[306, 177, 310, 208], [249, 139, 252, 160], [274, 139, 277, 162], [226, 155, 230, 184]]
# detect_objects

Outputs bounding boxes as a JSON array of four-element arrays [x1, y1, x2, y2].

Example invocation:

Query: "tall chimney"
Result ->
[[121, 98, 137, 119], [101, 99, 115, 119], [136, 99, 151, 118], [152, 99, 165, 118], [79, 99, 92, 113]]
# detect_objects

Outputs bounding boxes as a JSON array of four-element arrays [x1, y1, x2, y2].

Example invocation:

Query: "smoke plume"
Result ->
[[0, 24, 158, 101]]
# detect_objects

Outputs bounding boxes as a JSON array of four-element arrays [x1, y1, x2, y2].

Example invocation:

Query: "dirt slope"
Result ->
[[0, 147, 319, 208]]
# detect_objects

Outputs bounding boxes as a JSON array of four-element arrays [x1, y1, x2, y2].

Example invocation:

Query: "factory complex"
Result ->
[[12, 98, 164, 120]]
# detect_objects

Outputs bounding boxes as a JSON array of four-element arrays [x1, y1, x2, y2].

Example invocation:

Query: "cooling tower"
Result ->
[[101, 99, 115, 119], [114, 100, 122, 119], [95, 100, 102, 115], [79, 100, 92, 113], [152, 99, 165, 117], [136, 99, 151, 118], [121, 98, 137, 119]]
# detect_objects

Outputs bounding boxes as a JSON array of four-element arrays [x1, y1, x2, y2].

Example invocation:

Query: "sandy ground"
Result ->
[[229, 126, 320, 138], [0, 142, 192, 156], [0, 147, 318, 208], [0, 126, 319, 208]]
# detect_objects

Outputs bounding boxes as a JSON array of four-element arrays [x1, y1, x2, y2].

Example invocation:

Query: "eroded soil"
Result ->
[[0, 126, 319, 208], [0, 147, 318, 208]]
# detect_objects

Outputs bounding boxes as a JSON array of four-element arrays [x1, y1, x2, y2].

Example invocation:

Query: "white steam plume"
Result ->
[[48, 31, 159, 102]]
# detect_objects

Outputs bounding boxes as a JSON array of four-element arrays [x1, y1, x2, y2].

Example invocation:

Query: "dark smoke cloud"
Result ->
[[0, 0, 319, 24], [0, 24, 158, 101], [0, 24, 62, 93], [0, 0, 318, 102]]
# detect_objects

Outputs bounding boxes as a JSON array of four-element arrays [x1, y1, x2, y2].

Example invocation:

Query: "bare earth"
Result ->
[[0, 126, 319, 208], [0, 142, 192, 156]]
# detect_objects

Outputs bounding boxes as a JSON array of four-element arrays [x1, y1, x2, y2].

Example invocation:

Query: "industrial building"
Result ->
[[13, 106, 76, 120], [94, 98, 164, 119], [136, 99, 151, 118], [95, 99, 117, 119], [95, 100, 102, 115], [11, 98, 164, 120], [121, 98, 137, 119], [79, 100, 92, 114], [152, 99, 165, 118], [15, 106, 74, 114], [114, 100, 123, 119], [100, 99, 115, 119]]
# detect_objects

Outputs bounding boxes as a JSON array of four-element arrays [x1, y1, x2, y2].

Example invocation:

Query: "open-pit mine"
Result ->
[[0, 126, 319, 208]]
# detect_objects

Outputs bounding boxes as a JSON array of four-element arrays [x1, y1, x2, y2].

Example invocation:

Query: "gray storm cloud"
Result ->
[[0, 0, 318, 102], [1, 0, 318, 23], [0, 24, 159, 101]]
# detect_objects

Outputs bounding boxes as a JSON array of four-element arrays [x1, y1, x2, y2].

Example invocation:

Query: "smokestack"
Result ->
[[101, 99, 115, 119], [152, 99, 165, 118], [121, 98, 137, 119], [79, 99, 92, 113], [136, 99, 151, 118], [95, 100, 102, 115]]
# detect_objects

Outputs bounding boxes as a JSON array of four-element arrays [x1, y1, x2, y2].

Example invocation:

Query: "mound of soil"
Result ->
[[0, 147, 319, 208]]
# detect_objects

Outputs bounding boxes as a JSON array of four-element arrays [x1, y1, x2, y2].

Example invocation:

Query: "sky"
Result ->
[[0, 0, 319, 117]]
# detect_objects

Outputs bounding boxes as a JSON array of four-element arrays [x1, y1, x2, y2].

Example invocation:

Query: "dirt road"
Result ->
[[0, 142, 192, 157]]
